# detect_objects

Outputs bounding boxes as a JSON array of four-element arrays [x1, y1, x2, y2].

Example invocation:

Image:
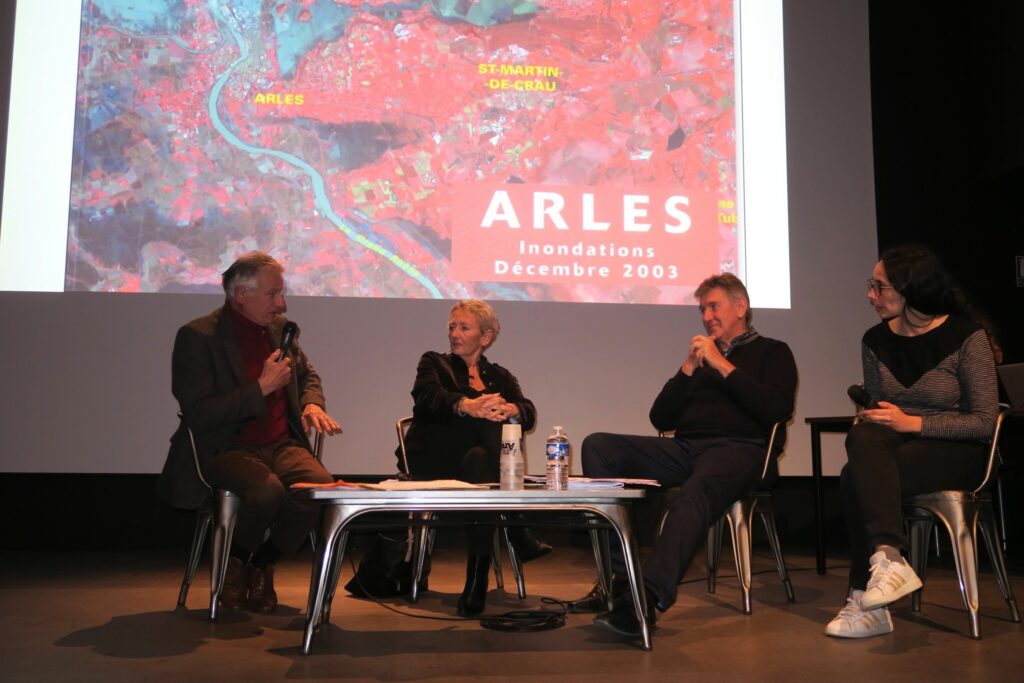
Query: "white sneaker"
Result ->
[[860, 551, 923, 610], [825, 590, 894, 638]]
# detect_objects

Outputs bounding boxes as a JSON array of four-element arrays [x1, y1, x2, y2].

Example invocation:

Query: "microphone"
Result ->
[[276, 321, 298, 361], [847, 384, 877, 409]]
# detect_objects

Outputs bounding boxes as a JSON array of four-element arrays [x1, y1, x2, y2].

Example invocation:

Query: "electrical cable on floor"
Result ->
[[479, 599, 567, 632], [345, 555, 568, 630], [343, 552, 845, 628]]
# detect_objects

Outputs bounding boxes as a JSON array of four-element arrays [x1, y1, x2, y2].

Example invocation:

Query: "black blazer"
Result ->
[[400, 351, 536, 476]]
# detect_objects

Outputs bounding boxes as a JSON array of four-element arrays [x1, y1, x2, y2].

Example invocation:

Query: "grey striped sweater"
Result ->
[[861, 315, 998, 441]]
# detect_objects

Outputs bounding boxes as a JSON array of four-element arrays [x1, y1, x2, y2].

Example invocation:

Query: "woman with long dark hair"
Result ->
[[825, 245, 999, 638]]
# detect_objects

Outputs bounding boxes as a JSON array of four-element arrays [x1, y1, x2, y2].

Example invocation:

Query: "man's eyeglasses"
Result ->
[[866, 279, 894, 296]]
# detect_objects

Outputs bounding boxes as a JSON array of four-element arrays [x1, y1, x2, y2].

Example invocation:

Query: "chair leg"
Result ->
[[907, 514, 933, 614], [706, 516, 725, 594], [501, 525, 527, 600], [208, 491, 241, 622], [590, 526, 614, 611], [490, 527, 505, 590], [726, 498, 755, 615], [178, 508, 212, 608], [410, 513, 433, 603], [978, 505, 1021, 623], [934, 503, 983, 639], [756, 497, 795, 602]]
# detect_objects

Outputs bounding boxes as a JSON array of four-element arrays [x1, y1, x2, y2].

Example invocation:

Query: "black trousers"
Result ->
[[582, 432, 764, 610], [841, 421, 986, 590], [408, 420, 501, 555], [202, 440, 334, 556]]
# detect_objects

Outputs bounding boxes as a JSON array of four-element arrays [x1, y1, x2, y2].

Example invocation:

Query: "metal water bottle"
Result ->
[[499, 422, 524, 490], [545, 426, 570, 490]]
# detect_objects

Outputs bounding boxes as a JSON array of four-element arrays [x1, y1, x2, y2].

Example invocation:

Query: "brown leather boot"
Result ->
[[220, 557, 249, 610], [247, 564, 278, 614]]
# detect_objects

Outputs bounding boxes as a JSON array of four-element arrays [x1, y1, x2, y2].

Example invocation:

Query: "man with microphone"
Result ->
[[157, 251, 342, 613], [574, 272, 798, 636]]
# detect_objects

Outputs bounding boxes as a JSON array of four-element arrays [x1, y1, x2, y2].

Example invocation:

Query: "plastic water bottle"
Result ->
[[545, 426, 570, 490], [500, 423, 524, 490]]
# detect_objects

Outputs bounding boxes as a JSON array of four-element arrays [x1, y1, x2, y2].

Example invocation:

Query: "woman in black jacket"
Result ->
[[402, 299, 546, 615]]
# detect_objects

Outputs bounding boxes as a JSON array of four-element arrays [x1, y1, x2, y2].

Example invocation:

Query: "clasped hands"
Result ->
[[460, 393, 520, 422], [681, 335, 735, 377], [857, 402, 922, 434]]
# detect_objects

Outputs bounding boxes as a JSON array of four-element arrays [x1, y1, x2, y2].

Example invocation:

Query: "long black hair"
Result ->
[[880, 245, 1002, 361], [880, 245, 964, 316]]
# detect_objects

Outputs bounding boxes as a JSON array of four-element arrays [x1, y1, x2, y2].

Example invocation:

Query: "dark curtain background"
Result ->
[[869, 1, 1024, 561]]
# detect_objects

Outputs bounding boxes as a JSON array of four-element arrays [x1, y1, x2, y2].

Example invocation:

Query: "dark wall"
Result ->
[[869, 1, 1024, 362], [869, 0, 1024, 557]]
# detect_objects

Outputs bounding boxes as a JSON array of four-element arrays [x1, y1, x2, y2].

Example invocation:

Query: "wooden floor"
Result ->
[[2, 545, 1021, 682]]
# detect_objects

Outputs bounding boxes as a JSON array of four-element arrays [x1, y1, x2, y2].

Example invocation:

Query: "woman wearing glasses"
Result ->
[[825, 245, 999, 638]]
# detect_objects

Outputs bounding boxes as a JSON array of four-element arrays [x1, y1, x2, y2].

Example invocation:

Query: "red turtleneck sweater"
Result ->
[[227, 305, 291, 446]]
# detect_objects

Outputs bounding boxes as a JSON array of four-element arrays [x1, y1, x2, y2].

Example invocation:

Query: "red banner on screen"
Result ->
[[451, 183, 725, 287]]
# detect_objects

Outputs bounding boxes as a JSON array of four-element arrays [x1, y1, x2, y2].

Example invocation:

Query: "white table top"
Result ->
[[302, 486, 647, 504]]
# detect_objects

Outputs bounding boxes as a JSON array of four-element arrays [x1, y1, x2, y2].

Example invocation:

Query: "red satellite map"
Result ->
[[66, 0, 738, 304]]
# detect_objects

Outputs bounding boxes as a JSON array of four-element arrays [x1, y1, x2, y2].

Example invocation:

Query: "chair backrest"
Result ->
[[759, 422, 782, 482], [396, 416, 414, 477], [180, 413, 213, 492], [973, 405, 1008, 495]]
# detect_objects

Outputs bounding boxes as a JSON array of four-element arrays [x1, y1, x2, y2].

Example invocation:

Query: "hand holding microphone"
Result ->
[[847, 384, 922, 433], [276, 321, 298, 361], [259, 321, 298, 395]]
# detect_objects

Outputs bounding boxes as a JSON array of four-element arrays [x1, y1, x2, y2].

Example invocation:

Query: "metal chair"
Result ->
[[395, 416, 526, 602], [657, 423, 796, 614], [175, 419, 323, 621], [904, 405, 1021, 638]]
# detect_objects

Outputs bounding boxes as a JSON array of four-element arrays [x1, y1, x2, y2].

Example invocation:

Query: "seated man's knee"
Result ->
[[245, 475, 287, 512], [304, 459, 335, 485], [581, 433, 617, 475]]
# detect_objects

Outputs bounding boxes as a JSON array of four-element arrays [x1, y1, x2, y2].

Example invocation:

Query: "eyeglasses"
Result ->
[[866, 279, 894, 296]]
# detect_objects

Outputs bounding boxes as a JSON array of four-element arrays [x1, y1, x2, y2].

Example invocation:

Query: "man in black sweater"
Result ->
[[578, 273, 798, 636]]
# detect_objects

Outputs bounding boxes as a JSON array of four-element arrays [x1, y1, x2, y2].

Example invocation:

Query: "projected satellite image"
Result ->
[[66, 0, 738, 303]]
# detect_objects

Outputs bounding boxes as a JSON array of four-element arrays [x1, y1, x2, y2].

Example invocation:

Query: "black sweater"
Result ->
[[649, 335, 797, 444]]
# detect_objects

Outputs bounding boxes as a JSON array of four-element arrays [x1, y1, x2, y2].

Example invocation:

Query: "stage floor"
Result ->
[[2, 545, 1021, 682]]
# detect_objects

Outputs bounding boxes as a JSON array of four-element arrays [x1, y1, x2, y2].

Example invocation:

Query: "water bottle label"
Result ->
[[546, 442, 570, 459]]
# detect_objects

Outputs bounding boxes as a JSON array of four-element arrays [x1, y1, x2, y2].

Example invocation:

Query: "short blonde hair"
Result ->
[[450, 299, 500, 348]]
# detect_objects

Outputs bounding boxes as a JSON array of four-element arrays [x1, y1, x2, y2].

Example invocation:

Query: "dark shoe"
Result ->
[[457, 554, 490, 616], [247, 564, 278, 614], [507, 527, 552, 563], [567, 582, 608, 613], [593, 586, 657, 638], [219, 557, 249, 610]]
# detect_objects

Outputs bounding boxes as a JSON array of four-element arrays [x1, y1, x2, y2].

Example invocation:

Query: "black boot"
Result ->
[[567, 582, 608, 613], [593, 583, 659, 638], [457, 554, 490, 616], [506, 526, 552, 563], [219, 557, 249, 610]]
